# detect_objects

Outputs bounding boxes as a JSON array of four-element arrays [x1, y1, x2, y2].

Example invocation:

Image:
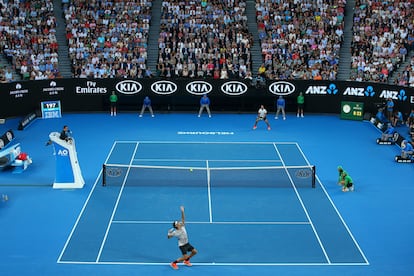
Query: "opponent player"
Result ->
[[253, 105, 271, 130], [168, 206, 198, 270]]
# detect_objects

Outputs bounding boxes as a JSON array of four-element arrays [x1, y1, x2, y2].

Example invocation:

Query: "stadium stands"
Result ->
[[350, 0, 413, 83], [156, 0, 252, 79], [0, 0, 412, 85], [255, 0, 345, 80], [63, 0, 152, 78], [0, 0, 60, 80]]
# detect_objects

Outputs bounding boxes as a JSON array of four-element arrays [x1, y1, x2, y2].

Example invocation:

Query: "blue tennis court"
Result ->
[[1, 113, 413, 276], [58, 141, 367, 266]]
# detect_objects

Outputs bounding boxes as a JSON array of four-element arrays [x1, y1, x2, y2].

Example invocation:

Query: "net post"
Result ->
[[102, 164, 106, 186], [312, 165, 316, 188]]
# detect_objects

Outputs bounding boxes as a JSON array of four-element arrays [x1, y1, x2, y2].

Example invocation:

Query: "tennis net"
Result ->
[[102, 163, 316, 188]]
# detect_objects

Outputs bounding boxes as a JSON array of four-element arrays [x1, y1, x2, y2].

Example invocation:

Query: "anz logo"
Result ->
[[186, 81, 212, 95], [364, 86, 375, 97], [379, 89, 408, 101], [151, 81, 178, 95], [343, 87, 366, 96], [115, 80, 142, 95], [221, 81, 248, 96], [268, 81, 295, 95]]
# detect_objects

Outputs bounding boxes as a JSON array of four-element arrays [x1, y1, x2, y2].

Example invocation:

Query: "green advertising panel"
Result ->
[[341, 101, 364, 121]]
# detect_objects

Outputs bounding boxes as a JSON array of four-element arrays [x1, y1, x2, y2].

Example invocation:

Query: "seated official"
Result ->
[[401, 140, 414, 159], [392, 110, 404, 127], [376, 109, 388, 123], [60, 125, 72, 142], [381, 124, 396, 141]]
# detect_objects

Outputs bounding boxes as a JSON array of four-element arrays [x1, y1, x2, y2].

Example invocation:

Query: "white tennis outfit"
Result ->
[[172, 226, 189, 246], [258, 108, 267, 118]]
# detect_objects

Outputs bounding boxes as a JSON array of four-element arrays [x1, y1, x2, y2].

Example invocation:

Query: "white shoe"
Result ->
[[297, 114, 299, 117], [275, 117, 278, 119], [151, 115, 155, 117], [198, 115, 201, 118], [139, 114, 143, 117], [301, 114, 304, 118], [283, 117, 286, 120], [209, 115, 211, 118]]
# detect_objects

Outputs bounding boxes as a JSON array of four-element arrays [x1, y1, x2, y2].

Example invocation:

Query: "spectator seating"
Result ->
[[63, 0, 152, 78], [255, 0, 345, 80], [350, 0, 413, 83], [0, 0, 412, 86], [0, 0, 60, 80], [156, 0, 252, 79]]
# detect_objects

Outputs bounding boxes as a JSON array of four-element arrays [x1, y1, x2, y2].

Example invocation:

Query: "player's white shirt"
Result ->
[[258, 108, 267, 118], [172, 226, 188, 246]]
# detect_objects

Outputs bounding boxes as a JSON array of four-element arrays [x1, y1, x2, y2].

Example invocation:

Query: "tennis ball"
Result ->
[[189, 168, 193, 172]]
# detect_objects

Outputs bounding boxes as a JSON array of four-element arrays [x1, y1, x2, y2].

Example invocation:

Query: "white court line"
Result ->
[[272, 143, 331, 264], [56, 170, 102, 263], [295, 142, 370, 265], [131, 158, 284, 162], [206, 160, 213, 223], [96, 142, 140, 263], [112, 141, 299, 145], [56, 141, 122, 263], [111, 220, 311, 225], [59, 140, 369, 266], [57, 260, 369, 266]]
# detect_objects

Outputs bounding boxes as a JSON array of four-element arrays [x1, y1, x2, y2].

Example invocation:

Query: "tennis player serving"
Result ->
[[253, 104, 271, 130], [168, 206, 198, 270]]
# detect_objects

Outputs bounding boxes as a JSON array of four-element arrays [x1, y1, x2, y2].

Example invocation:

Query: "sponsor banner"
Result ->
[[18, 112, 37, 130], [0, 78, 413, 117], [41, 100, 62, 119]]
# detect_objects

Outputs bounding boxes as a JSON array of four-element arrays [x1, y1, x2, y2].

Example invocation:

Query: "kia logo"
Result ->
[[269, 81, 295, 95], [186, 81, 213, 95], [115, 80, 142, 95], [151, 81, 178, 95], [221, 81, 248, 96]]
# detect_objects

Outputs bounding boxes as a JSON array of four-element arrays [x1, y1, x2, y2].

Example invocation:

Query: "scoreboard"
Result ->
[[340, 101, 364, 121], [41, 100, 62, 119]]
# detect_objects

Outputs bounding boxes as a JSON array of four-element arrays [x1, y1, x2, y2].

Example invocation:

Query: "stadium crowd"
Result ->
[[156, 0, 252, 79], [0, 0, 412, 86], [255, 0, 346, 80], [0, 0, 60, 80], [349, 0, 413, 83], [63, 0, 152, 78]]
